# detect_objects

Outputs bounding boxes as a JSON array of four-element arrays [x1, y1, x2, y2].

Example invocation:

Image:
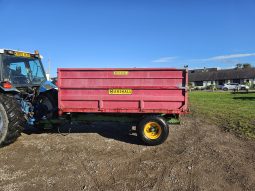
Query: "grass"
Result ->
[[189, 91, 255, 138]]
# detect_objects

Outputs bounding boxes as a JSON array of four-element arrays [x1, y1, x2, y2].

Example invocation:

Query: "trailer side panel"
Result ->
[[58, 68, 188, 115]]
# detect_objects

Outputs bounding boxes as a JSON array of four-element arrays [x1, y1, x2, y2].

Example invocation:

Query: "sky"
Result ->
[[0, 0, 255, 77]]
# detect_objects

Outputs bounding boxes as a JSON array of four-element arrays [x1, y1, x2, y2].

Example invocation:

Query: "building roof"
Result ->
[[189, 68, 255, 82]]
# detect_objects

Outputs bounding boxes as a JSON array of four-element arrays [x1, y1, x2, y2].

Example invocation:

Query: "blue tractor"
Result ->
[[0, 49, 58, 147]]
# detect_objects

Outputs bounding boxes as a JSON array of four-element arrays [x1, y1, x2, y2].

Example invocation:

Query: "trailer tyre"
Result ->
[[0, 94, 25, 147], [137, 115, 169, 146]]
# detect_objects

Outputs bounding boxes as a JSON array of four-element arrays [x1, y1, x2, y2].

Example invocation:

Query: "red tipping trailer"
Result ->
[[58, 68, 188, 145]]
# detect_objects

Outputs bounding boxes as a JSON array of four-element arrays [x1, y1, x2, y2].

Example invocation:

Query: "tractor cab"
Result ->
[[0, 49, 47, 90]]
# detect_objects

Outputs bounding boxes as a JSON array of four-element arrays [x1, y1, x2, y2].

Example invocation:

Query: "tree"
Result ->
[[242, 63, 252, 68], [236, 63, 242, 69]]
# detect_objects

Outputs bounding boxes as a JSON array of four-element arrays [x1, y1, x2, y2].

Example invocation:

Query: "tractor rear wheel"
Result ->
[[0, 94, 25, 147], [137, 115, 169, 146]]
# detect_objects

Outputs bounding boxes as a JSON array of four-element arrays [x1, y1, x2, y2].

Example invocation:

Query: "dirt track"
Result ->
[[0, 116, 255, 191]]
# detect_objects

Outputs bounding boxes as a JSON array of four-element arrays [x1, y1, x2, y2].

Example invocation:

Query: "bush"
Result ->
[[206, 84, 216, 91]]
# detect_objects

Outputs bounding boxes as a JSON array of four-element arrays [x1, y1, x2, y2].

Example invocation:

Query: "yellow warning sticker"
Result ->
[[113, 71, 128, 75], [14, 52, 31, 58], [109, 89, 132, 95]]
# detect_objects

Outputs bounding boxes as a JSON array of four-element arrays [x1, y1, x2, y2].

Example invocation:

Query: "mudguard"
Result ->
[[0, 86, 20, 93], [39, 81, 58, 93]]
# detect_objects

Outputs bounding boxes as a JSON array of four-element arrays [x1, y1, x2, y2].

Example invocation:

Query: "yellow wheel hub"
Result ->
[[144, 122, 162, 140]]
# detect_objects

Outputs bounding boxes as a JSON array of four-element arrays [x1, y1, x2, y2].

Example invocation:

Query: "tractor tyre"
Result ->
[[34, 89, 58, 122], [137, 115, 169, 146], [0, 94, 25, 147], [34, 90, 58, 131]]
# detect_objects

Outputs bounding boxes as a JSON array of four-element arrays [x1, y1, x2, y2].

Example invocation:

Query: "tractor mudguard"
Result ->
[[0, 86, 20, 93], [39, 80, 58, 93]]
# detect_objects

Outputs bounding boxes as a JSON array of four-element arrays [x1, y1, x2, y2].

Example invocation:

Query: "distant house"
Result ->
[[189, 67, 255, 87]]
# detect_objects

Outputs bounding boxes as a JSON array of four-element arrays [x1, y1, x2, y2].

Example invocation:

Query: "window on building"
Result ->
[[194, 81, 203, 86], [232, 79, 240, 84], [218, 80, 225, 85]]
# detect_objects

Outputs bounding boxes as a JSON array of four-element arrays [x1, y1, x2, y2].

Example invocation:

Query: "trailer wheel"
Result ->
[[137, 115, 169, 146], [0, 94, 25, 147]]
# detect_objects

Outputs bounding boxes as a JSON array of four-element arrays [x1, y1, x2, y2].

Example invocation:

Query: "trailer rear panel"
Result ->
[[58, 68, 188, 115]]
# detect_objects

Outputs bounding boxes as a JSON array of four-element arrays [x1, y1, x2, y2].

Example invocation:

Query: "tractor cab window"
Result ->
[[7, 62, 29, 84], [2, 54, 46, 86], [28, 60, 45, 84]]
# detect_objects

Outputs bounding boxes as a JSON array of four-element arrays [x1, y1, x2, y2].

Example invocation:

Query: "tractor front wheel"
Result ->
[[34, 89, 58, 121]]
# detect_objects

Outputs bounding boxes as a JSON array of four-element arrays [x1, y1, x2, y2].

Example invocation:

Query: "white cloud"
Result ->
[[201, 53, 255, 62], [152, 56, 177, 63]]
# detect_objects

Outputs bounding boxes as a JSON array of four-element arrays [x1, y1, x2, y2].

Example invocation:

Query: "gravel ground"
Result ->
[[0, 116, 255, 191]]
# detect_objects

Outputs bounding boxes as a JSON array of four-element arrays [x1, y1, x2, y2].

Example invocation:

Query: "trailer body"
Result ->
[[58, 68, 188, 115]]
